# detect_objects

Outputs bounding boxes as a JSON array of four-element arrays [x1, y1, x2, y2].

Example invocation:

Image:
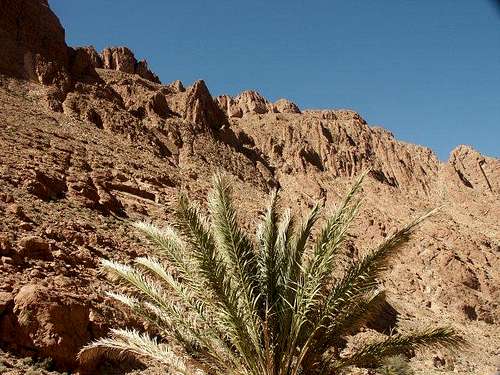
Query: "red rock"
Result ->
[[17, 236, 52, 259], [2, 284, 91, 369], [0, 291, 13, 315], [184, 80, 228, 131], [102, 47, 135, 74], [0, 2, 498, 372], [216, 91, 300, 117], [136, 59, 160, 83], [68, 46, 100, 79], [0, 234, 12, 256], [100, 47, 160, 83], [0, 0, 69, 82], [24, 170, 67, 201]]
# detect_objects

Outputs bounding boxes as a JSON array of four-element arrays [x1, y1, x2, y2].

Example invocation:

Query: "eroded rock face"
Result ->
[[232, 109, 439, 193], [216, 90, 301, 118], [273, 98, 301, 114], [184, 80, 228, 131], [101, 47, 160, 83], [448, 145, 500, 194], [0, 0, 69, 83], [0, 0, 72, 112], [136, 59, 159, 83], [68, 46, 101, 79], [1, 69, 499, 374], [235, 90, 271, 115], [102, 47, 135, 74]]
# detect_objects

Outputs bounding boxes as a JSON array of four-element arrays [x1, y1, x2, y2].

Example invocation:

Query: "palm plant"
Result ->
[[79, 172, 464, 375]]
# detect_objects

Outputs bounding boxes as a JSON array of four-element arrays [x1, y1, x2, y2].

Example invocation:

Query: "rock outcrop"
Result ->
[[101, 46, 160, 83], [0, 284, 91, 369], [68, 46, 101, 79], [216, 90, 301, 118], [0, 0, 69, 83], [0, 0, 71, 111], [232, 109, 439, 193], [448, 145, 499, 194], [184, 80, 228, 131], [274, 98, 301, 114]]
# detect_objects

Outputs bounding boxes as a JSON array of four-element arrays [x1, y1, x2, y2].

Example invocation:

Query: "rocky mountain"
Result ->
[[0, 1, 498, 374]]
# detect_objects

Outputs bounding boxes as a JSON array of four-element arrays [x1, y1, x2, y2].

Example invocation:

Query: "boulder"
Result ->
[[0, 284, 91, 370], [17, 235, 52, 259]]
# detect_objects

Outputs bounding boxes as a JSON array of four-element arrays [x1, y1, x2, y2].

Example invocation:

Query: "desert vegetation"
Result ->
[[78, 173, 464, 374]]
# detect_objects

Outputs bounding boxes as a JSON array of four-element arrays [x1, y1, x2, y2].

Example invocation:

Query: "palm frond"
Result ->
[[133, 222, 198, 283], [208, 173, 262, 352], [304, 173, 365, 292], [174, 194, 264, 374], [79, 328, 190, 375], [301, 289, 389, 371], [329, 327, 465, 371], [209, 173, 258, 297], [135, 257, 250, 371], [287, 203, 322, 288], [324, 207, 438, 322], [257, 188, 280, 310]]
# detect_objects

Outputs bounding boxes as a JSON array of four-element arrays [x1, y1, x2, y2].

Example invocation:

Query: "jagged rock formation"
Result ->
[[0, 2, 160, 113], [183, 80, 228, 131], [216, 90, 301, 118], [0, 0, 71, 111], [100, 46, 160, 83], [448, 145, 499, 194], [67, 45, 160, 83], [0, 1, 499, 374], [231, 109, 439, 193]]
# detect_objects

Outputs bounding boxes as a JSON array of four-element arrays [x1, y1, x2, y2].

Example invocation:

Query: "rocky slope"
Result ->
[[0, 1, 499, 374]]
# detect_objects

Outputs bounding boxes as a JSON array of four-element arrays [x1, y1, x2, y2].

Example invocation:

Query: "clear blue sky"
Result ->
[[50, 0, 499, 160]]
